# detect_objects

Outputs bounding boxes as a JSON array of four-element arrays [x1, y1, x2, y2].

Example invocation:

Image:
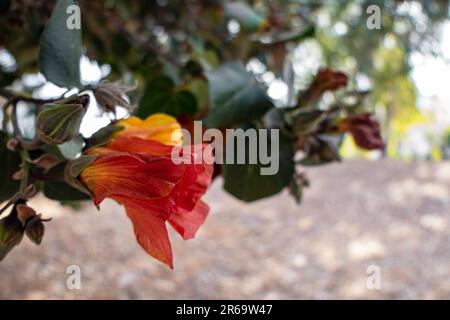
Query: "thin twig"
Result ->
[[0, 88, 57, 104]]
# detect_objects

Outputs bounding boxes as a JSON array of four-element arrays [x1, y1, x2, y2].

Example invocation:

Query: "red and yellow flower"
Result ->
[[80, 114, 213, 268]]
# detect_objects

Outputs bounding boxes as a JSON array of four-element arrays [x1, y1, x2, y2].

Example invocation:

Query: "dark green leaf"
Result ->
[[38, 0, 81, 87], [204, 61, 273, 128], [137, 75, 198, 118], [43, 180, 90, 201], [85, 124, 124, 149], [223, 128, 294, 202]]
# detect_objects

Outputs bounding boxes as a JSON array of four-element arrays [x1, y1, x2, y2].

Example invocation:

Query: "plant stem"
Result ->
[[19, 148, 30, 192], [0, 88, 61, 105]]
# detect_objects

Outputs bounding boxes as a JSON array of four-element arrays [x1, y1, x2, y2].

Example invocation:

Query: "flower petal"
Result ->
[[172, 145, 214, 212], [122, 198, 173, 268], [117, 114, 182, 146], [80, 153, 183, 205], [168, 200, 209, 240], [107, 136, 174, 157]]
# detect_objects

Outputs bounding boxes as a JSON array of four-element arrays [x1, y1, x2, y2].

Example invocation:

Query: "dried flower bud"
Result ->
[[22, 184, 37, 200], [6, 138, 19, 151], [0, 202, 26, 261], [16, 204, 37, 226], [12, 168, 24, 180], [25, 215, 46, 245], [29, 154, 59, 171], [93, 80, 136, 114]]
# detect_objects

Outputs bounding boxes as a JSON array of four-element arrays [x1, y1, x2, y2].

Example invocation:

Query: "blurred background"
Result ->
[[0, 159, 449, 299], [0, 0, 450, 299]]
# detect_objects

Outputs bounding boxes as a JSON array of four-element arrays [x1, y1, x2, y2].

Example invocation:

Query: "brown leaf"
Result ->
[[298, 68, 348, 106], [340, 113, 384, 150]]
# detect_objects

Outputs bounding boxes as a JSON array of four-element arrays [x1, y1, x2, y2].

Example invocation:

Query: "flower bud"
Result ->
[[36, 95, 89, 145], [12, 168, 24, 180], [22, 184, 37, 200], [0, 202, 25, 261], [25, 215, 45, 245], [93, 80, 136, 114], [29, 154, 59, 171], [6, 138, 19, 151], [16, 204, 37, 226]]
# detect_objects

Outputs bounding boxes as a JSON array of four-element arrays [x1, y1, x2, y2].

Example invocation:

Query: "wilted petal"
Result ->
[[341, 113, 384, 150], [298, 68, 348, 106]]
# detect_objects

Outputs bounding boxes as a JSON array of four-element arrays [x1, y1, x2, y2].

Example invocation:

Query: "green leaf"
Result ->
[[38, 0, 81, 87], [224, 1, 266, 32], [137, 75, 198, 118], [0, 132, 21, 203], [64, 155, 97, 196], [42, 161, 91, 201], [222, 128, 294, 202], [85, 124, 124, 149], [204, 61, 273, 128], [43, 180, 90, 201], [186, 79, 209, 111]]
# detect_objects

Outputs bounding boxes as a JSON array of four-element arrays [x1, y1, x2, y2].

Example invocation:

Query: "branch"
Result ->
[[0, 88, 58, 104]]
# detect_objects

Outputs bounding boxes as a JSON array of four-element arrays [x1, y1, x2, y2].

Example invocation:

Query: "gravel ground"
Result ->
[[0, 159, 449, 299]]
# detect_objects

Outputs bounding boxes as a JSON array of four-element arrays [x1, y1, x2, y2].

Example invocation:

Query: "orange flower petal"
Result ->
[[80, 153, 183, 205], [107, 136, 174, 157], [121, 197, 173, 268], [117, 114, 182, 146], [168, 200, 209, 240], [172, 145, 214, 212]]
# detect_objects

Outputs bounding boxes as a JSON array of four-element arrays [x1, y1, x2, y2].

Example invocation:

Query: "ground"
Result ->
[[0, 159, 449, 299]]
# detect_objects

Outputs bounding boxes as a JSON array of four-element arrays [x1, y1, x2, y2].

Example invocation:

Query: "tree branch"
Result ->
[[0, 88, 58, 104]]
